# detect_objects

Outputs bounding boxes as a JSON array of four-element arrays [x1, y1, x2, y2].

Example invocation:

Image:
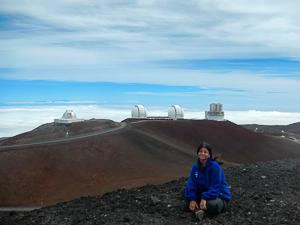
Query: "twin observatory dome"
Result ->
[[131, 103, 224, 121], [131, 104, 184, 120]]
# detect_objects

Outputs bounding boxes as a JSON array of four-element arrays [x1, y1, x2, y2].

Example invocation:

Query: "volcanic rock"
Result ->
[[1, 158, 299, 225]]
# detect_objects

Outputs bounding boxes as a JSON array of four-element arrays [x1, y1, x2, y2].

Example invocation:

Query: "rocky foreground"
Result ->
[[1, 158, 300, 225]]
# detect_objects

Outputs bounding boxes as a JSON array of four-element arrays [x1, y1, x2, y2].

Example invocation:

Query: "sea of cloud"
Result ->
[[1, 105, 300, 138]]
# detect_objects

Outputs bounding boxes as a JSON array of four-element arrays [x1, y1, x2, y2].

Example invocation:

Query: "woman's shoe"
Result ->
[[195, 209, 205, 221]]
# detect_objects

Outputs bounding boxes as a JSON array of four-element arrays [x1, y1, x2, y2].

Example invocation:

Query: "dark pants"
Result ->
[[186, 198, 228, 215], [206, 198, 228, 214]]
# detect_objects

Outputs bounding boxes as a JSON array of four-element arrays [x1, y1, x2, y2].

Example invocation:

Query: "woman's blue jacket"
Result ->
[[184, 159, 231, 202]]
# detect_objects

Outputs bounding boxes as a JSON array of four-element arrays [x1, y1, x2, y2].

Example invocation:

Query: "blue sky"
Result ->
[[1, 0, 300, 113]]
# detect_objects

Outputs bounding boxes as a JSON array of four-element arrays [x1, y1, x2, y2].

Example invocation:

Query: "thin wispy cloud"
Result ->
[[125, 87, 248, 97], [1, 2, 300, 74], [2, 0, 300, 69], [125, 92, 200, 97], [156, 59, 300, 77]]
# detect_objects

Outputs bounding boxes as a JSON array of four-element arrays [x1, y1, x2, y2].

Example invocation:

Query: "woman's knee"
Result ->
[[206, 198, 226, 214]]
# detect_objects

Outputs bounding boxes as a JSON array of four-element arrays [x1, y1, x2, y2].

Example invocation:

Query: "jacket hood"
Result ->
[[195, 159, 215, 170]]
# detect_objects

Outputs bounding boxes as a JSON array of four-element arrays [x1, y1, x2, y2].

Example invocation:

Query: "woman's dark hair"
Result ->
[[197, 141, 223, 164], [197, 141, 213, 159]]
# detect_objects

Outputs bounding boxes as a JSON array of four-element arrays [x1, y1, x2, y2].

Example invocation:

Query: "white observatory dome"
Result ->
[[62, 110, 77, 119], [168, 105, 184, 119], [54, 110, 84, 124], [131, 105, 147, 118]]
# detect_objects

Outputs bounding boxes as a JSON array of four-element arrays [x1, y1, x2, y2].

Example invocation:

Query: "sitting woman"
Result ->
[[184, 142, 231, 220]]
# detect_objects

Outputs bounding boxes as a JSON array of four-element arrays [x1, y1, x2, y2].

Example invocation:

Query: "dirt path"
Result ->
[[0, 122, 127, 151], [0, 207, 40, 212], [132, 125, 194, 156], [132, 126, 240, 167]]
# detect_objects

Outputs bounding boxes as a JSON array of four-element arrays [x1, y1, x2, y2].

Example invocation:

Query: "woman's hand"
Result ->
[[189, 200, 199, 211], [200, 199, 207, 210]]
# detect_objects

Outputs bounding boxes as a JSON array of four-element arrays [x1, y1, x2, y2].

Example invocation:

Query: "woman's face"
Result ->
[[198, 147, 210, 161]]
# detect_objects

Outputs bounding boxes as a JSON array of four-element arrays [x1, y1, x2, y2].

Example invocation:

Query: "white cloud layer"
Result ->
[[0, 105, 299, 138]]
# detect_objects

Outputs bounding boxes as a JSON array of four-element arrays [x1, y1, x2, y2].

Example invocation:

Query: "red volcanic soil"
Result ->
[[128, 119, 300, 163], [0, 121, 193, 206], [0, 119, 119, 146], [0, 119, 300, 207]]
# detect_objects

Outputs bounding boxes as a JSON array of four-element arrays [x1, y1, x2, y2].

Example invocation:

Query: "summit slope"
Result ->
[[0, 119, 299, 206]]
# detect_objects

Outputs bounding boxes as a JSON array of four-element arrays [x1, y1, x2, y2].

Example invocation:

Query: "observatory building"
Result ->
[[131, 105, 147, 118], [168, 105, 184, 120], [131, 104, 185, 120], [54, 110, 84, 124], [205, 103, 225, 121]]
